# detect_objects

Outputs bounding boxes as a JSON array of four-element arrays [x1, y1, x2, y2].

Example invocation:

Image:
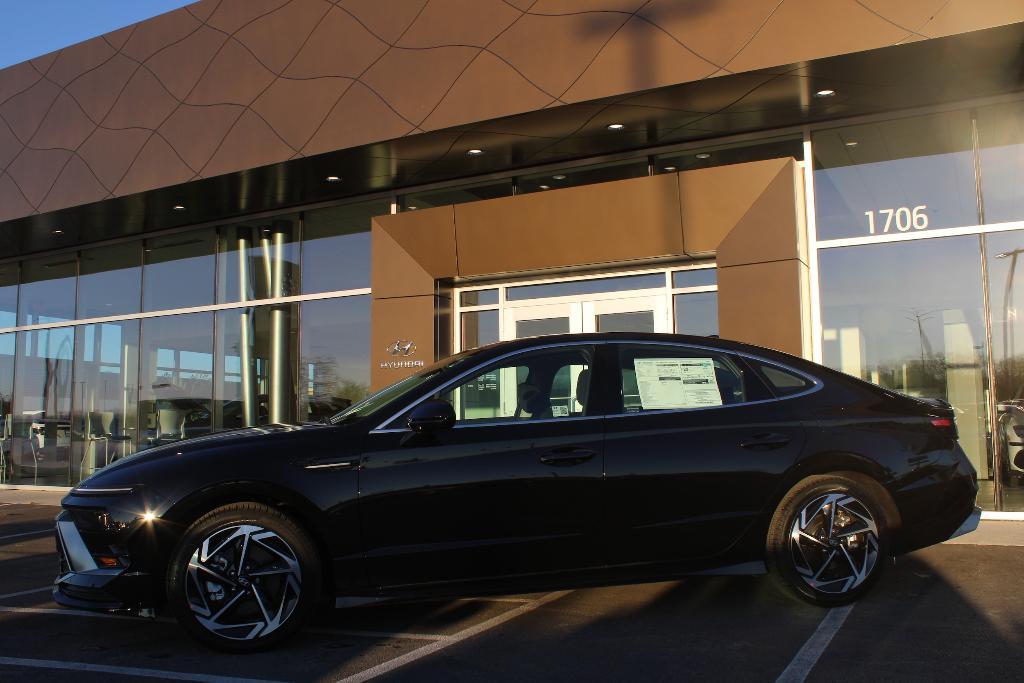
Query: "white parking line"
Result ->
[[307, 626, 447, 641], [775, 605, 854, 683], [0, 656, 287, 683], [334, 591, 571, 683], [0, 586, 52, 601], [0, 528, 51, 541]]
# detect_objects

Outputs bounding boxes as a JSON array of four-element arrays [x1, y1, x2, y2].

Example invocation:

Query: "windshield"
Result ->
[[329, 351, 475, 424]]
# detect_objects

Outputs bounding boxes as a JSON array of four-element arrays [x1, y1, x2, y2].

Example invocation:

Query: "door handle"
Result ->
[[539, 446, 596, 466], [739, 433, 792, 450]]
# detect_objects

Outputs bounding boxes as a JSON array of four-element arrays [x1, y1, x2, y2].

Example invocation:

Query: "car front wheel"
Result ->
[[766, 473, 892, 606], [166, 502, 321, 652]]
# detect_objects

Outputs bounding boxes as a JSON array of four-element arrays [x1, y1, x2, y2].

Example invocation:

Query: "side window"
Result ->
[[751, 360, 813, 397], [401, 345, 594, 426], [616, 344, 768, 413]]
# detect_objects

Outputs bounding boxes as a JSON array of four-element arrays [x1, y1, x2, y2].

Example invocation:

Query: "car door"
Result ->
[[601, 342, 807, 567], [358, 343, 606, 589]]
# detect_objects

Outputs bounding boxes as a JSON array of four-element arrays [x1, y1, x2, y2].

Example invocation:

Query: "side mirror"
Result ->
[[407, 400, 456, 434]]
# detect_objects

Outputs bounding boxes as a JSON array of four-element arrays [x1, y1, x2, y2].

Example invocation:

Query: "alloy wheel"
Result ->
[[789, 492, 880, 595], [185, 524, 302, 641]]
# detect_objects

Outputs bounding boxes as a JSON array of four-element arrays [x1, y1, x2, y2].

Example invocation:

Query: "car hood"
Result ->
[[74, 423, 334, 487]]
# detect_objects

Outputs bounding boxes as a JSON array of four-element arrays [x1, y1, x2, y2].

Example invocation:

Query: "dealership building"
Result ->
[[0, 0, 1023, 510]]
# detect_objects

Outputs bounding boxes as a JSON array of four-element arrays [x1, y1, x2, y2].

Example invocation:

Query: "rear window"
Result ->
[[752, 361, 812, 397]]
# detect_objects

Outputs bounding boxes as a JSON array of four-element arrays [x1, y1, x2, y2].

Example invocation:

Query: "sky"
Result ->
[[0, 1, 196, 70]]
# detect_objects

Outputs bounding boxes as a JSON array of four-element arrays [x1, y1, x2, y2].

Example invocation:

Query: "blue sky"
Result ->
[[0, 1, 196, 70]]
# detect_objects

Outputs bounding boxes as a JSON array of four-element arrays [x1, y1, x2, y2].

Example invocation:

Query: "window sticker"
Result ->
[[633, 357, 722, 410], [551, 405, 569, 417]]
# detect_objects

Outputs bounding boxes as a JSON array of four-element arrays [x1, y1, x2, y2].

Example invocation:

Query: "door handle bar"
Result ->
[[739, 433, 792, 450], [539, 447, 596, 466]]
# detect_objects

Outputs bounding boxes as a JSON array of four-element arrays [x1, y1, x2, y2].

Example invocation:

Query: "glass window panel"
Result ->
[[506, 273, 664, 301], [138, 313, 214, 448], [818, 237, 992, 508], [812, 111, 978, 240], [0, 262, 17, 329], [752, 361, 811, 396], [215, 305, 298, 430], [977, 101, 1024, 225], [299, 296, 370, 423], [19, 254, 76, 325], [461, 310, 498, 350], [217, 215, 300, 303], [10, 328, 74, 485], [597, 311, 654, 333], [654, 135, 803, 174], [77, 241, 142, 318], [517, 159, 649, 195], [71, 321, 139, 483], [436, 345, 595, 423], [674, 292, 718, 337], [143, 229, 216, 312], [984, 230, 1024, 511], [303, 200, 387, 293], [459, 289, 498, 307], [672, 268, 716, 289], [0, 332, 14, 482], [401, 180, 513, 211], [516, 317, 569, 338]]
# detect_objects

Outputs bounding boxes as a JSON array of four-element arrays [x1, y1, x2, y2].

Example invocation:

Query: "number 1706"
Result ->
[[864, 206, 928, 233]]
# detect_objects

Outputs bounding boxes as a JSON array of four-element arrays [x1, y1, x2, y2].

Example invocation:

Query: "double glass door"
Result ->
[[503, 295, 670, 341]]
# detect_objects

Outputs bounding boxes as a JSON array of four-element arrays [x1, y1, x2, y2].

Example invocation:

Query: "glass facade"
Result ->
[[0, 200, 379, 487]]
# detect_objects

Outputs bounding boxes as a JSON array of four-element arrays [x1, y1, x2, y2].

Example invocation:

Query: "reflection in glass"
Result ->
[[597, 311, 654, 333], [461, 310, 498, 350], [0, 263, 17, 329], [518, 159, 648, 195], [78, 241, 142, 318], [215, 305, 297, 430], [138, 313, 213, 448], [819, 237, 993, 508], [674, 292, 718, 337], [72, 321, 139, 482], [401, 180, 513, 211], [143, 229, 216, 312], [984, 231, 1024, 511], [299, 296, 370, 423], [507, 273, 663, 301], [303, 201, 387, 293], [654, 135, 803, 174], [813, 111, 978, 240], [10, 328, 74, 485], [460, 289, 498, 307], [0, 333, 13, 484], [516, 317, 569, 338], [977, 101, 1024, 224], [672, 268, 716, 289], [218, 216, 300, 303], [19, 254, 76, 325]]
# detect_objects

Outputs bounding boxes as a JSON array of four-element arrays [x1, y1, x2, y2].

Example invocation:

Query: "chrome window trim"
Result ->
[[369, 338, 822, 433]]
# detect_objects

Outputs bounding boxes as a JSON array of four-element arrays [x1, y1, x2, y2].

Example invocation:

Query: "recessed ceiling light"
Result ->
[[607, 123, 625, 130], [815, 89, 836, 97], [663, 166, 677, 172], [552, 174, 566, 180], [52, 228, 63, 234], [844, 141, 858, 147], [408, 206, 418, 210], [695, 153, 712, 160], [467, 148, 484, 156], [325, 175, 341, 183], [172, 204, 186, 211], [539, 184, 550, 190]]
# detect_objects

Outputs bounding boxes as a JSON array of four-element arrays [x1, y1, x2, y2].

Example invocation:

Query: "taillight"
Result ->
[[930, 416, 958, 439]]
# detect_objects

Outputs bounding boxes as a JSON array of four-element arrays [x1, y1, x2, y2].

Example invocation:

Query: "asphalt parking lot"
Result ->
[[1, 502, 1021, 683]]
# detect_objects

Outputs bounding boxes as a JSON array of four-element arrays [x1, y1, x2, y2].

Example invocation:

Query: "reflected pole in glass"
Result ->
[[269, 226, 289, 425], [238, 229, 256, 427], [995, 249, 1024, 385]]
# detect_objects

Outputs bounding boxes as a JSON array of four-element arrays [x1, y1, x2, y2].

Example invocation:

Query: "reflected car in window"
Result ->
[[53, 333, 979, 651]]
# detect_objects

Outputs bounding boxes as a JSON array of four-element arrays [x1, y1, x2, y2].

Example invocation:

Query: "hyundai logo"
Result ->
[[387, 340, 417, 357]]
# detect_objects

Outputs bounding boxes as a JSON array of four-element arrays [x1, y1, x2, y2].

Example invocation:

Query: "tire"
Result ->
[[166, 502, 322, 652], [766, 473, 892, 607]]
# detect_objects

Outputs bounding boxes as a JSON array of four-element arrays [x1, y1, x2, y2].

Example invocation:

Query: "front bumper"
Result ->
[[53, 515, 155, 612]]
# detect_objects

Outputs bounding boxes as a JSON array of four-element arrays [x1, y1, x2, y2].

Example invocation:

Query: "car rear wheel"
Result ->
[[166, 502, 321, 652], [766, 473, 892, 606]]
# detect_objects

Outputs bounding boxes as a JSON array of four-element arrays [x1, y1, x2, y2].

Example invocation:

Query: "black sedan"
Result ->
[[54, 333, 980, 651]]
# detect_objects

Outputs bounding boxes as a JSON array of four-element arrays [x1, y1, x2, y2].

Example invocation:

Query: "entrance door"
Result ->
[[502, 295, 670, 341]]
